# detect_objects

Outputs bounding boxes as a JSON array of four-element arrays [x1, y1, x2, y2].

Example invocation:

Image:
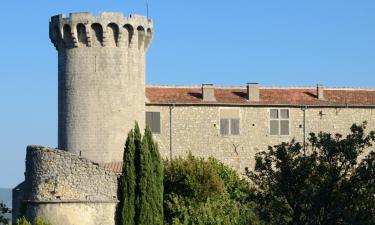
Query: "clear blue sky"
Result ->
[[1, 1, 375, 188]]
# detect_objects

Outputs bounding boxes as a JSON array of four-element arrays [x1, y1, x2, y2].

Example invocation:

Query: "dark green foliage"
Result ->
[[138, 130, 153, 225], [15, 217, 51, 225], [145, 127, 164, 225], [0, 201, 11, 225], [164, 153, 261, 225], [247, 122, 375, 225], [121, 130, 136, 225], [121, 123, 163, 225]]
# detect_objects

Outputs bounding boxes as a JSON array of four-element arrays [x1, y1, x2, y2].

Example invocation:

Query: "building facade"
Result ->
[[12, 11, 375, 225], [145, 85, 375, 173]]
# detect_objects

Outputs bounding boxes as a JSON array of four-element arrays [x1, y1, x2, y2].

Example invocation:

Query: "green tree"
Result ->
[[247, 122, 375, 225], [164, 153, 261, 225], [138, 130, 153, 225], [0, 201, 11, 225], [144, 127, 163, 225], [121, 129, 136, 225], [15, 217, 51, 225], [121, 123, 163, 225]]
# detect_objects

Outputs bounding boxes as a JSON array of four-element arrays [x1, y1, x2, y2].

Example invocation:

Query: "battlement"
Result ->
[[49, 12, 153, 50]]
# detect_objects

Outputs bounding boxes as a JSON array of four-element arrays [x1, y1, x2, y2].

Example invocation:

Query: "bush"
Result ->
[[164, 153, 261, 225], [15, 217, 51, 225]]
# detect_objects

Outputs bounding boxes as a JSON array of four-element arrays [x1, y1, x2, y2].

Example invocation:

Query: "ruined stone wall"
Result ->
[[146, 105, 375, 174], [21, 146, 119, 225]]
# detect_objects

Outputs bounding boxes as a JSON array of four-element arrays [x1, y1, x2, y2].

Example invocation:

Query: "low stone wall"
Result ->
[[18, 145, 120, 225]]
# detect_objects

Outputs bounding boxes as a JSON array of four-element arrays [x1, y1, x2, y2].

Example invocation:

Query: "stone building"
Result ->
[[12, 11, 375, 225]]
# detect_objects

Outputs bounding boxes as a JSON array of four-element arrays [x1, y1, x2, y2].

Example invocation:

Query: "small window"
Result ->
[[146, 112, 160, 133], [220, 118, 240, 136], [269, 109, 289, 135]]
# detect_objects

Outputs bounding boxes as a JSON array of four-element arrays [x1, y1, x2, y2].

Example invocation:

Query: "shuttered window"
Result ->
[[146, 112, 161, 133], [270, 109, 290, 135], [220, 118, 240, 136]]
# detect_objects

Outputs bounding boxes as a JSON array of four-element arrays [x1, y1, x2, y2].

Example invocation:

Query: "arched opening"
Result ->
[[145, 28, 153, 49], [63, 24, 73, 48], [91, 23, 103, 47], [137, 26, 145, 49], [107, 23, 119, 46], [123, 24, 134, 46], [77, 24, 88, 46]]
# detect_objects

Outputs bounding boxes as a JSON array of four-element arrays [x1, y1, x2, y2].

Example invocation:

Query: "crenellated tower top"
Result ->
[[49, 12, 153, 50], [51, 12, 153, 163]]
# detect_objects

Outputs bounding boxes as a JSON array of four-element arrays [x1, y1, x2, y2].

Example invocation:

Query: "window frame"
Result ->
[[220, 118, 240, 136], [269, 109, 290, 136]]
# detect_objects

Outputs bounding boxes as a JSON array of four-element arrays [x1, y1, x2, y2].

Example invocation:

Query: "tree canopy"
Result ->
[[247, 122, 375, 225]]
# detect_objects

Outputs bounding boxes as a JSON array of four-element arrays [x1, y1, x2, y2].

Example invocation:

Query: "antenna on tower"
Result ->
[[146, 0, 149, 18]]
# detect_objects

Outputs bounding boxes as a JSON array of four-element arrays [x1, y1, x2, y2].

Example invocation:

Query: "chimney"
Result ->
[[247, 83, 259, 101], [317, 84, 324, 100], [202, 84, 216, 101]]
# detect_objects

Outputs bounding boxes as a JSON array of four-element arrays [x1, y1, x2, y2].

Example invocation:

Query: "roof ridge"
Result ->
[[146, 84, 375, 91]]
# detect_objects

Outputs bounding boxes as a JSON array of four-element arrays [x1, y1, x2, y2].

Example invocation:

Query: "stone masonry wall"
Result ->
[[51, 12, 153, 163], [22, 145, 119, 225], [146, 105, 375, 174]]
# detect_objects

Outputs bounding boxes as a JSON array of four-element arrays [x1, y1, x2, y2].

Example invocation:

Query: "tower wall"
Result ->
[[50, 12, 153, 163]]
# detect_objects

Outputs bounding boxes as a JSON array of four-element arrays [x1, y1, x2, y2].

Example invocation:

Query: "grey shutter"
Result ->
[[270, 109, 279, 119], [146, 112, 160, 133], [270, 120, 279, 135], [152, 112, 161, 133], [280, 120, 289, 135], [231, 119, 240, 135], [220, 119, 229, 135], [280, 109, 289, 119], [146, 112, 152, 130]]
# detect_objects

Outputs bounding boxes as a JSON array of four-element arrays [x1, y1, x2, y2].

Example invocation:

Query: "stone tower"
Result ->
[[49, 12, 153, 163]]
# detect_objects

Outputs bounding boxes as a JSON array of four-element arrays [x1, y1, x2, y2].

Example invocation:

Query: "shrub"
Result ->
[[164, 153, 261, 225]]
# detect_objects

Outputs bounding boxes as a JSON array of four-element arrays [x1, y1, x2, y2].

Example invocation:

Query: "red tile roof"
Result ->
[[146, 86, 375, 106], [100, 161, 123, 174]]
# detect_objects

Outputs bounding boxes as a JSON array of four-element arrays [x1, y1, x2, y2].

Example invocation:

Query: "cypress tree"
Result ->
[[121, 130, 136, 225], [121, 123, 164, 225], [133, 123, 142, 224], [138, 130, 154, 225], [145, 127, 164, 225]]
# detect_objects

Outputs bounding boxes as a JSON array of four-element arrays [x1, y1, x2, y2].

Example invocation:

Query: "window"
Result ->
[[270, 109, 289, 135], [220, 118, 240, 136], [146, 112, 160, 133]]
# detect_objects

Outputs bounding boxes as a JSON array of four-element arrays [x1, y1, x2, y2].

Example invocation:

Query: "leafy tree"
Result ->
[[15, 217, 51, 225], [164, 153, 261, 225], [247, 122, 375, 225], [15, 217, 31, 225], [121, 123, 163, 225], [0, 201, 11, 225]]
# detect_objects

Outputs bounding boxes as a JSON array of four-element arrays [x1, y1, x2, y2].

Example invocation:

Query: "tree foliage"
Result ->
[[120, 123, 163, 225], [247, 122, 375, 225], [15, 217, 51, 225], [164, 153, 261, 225], [0, 201, 11, 225], [121, 129, 136, 225]]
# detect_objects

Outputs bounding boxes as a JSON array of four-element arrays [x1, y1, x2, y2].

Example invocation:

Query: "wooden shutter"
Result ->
[[270, 120, 279, 135], [231, 119, 240, 135], [280, 120, 289, 135], [145, 112, 160, 133], [220, 119, 229, 135], [152, 112, 161, 133]]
